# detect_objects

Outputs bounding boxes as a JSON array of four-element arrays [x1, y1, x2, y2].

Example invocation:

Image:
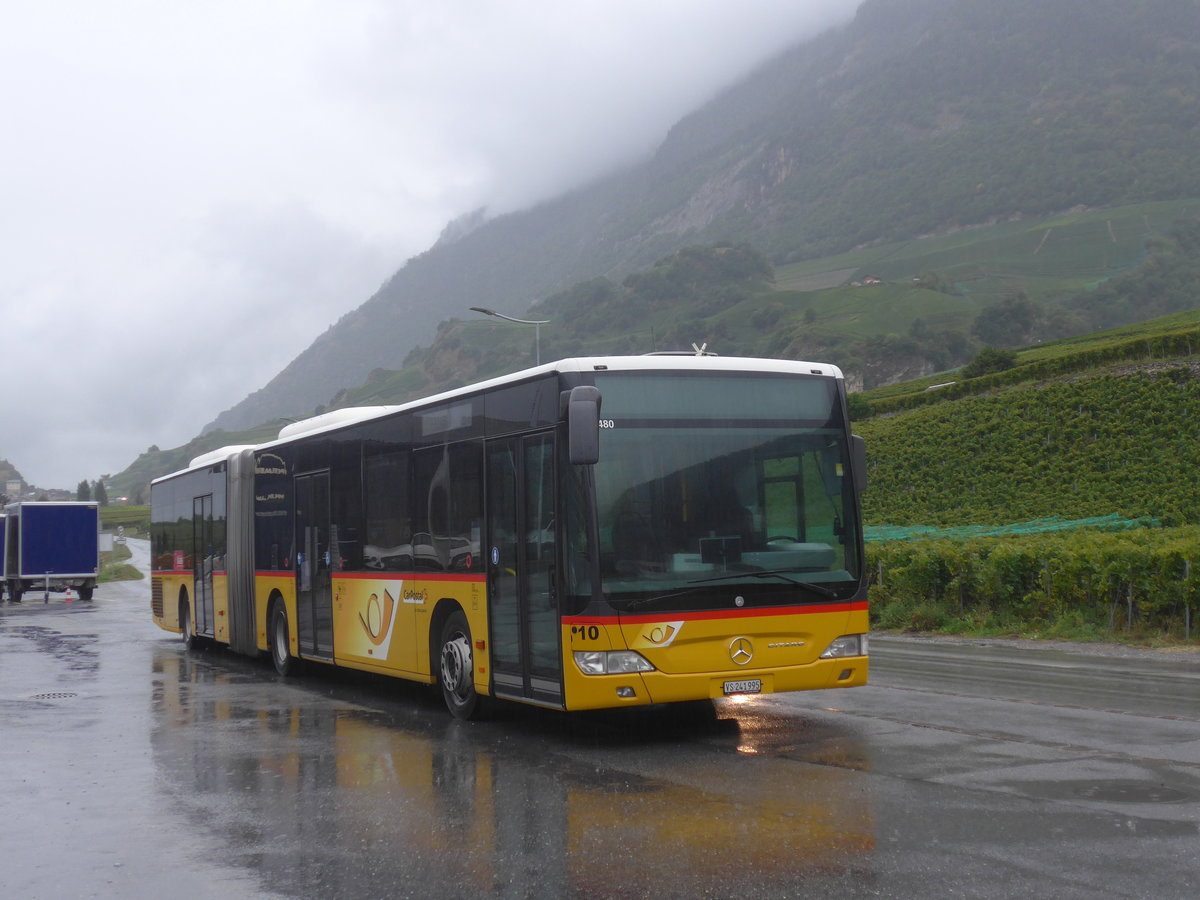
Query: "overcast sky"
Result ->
[[0, 0, 858, 492]]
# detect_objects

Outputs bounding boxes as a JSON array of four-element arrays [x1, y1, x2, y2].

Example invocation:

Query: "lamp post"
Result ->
[[469, 306, 550, 365]]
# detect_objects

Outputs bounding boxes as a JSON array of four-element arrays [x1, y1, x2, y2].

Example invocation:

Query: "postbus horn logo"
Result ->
[[359, 589, 398, 655]]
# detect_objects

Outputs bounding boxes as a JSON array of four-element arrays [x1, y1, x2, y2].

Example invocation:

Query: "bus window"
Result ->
[[363, 449, 413, 571], [413, 443, 482, 572]]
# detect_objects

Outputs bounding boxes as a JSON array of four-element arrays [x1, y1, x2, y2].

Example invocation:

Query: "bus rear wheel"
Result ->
[[179, 599, 196, 649], [439, 611, 484, 720], [271, 603, 295, 676]]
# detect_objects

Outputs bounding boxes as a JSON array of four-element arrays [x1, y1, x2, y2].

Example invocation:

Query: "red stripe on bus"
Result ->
[[336, 571, 486, 583], [151, 570, 228, 577], [562, 600, 866, 625], [251, 570, 486, 583]]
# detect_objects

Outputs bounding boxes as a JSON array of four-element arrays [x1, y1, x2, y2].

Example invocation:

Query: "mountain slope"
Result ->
[[206, 0, 1200, 432]]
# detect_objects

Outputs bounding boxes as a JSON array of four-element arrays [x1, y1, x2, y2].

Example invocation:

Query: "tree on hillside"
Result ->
[[971, 296, 1043, 347], [93, 480, 108, 507], [960, 346, 1019, 378], [76, 480, 91, 501], [847, 393, 873, 421]]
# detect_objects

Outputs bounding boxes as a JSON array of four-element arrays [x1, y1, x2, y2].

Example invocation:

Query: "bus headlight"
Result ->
[[819, 634, 868, 659], [574, 650, 656, 675]]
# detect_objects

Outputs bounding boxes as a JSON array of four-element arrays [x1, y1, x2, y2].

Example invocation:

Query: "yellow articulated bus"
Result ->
[[151, 355, 869, 718]]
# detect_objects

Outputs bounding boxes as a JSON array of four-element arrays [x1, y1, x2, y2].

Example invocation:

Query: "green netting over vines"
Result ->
[[865, 514, 1161, 543]]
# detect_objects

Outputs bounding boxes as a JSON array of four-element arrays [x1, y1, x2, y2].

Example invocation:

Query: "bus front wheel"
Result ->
[[439, 611, 484, 720], [270, 603, 295, 676]]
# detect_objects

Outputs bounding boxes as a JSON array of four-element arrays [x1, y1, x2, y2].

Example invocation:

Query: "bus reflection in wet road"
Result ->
[[150, 648, 875, 899], [12, 569, 1199, 899]]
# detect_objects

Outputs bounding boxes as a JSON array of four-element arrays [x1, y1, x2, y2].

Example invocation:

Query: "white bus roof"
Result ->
[[153, 444, 259, 486], [187, 444, 260, 470], [154, 355, 844, 481]]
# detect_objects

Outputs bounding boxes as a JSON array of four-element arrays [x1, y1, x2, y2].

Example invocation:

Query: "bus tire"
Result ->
[[438, 610, 484, 720], [179, 596, 197, 650], [270, 602, 295, 677]]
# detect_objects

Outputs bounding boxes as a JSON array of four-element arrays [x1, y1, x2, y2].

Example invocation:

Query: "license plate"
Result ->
[[723, 679, 762, 695]]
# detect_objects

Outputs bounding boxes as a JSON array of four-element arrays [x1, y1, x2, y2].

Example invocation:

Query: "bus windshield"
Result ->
[[574, 371, 861, 610]]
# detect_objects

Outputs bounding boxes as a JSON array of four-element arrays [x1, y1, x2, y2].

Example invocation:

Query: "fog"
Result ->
[[0, 0, 858, 491]]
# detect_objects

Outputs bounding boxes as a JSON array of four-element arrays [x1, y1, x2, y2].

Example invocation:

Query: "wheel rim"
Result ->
[[440, 630, 473, 706], [273, 610, 288, 668]]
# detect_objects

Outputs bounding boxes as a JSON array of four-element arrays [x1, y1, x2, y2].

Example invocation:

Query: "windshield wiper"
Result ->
[[687, 569, 840, 599], [618, 570, 840, 610], [617, 586, 708, 610]]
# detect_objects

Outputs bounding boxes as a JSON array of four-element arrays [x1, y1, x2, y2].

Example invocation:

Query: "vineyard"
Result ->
[[868, 526, 1198, 642], [855, 303, 1200, 642], [857, 369, 1200, 526]]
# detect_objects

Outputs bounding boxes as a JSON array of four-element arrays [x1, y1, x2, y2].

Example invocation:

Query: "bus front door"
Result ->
[[295, 471, 334, 660], [192, 495, 214, 637], [486, 434, 563, 707]]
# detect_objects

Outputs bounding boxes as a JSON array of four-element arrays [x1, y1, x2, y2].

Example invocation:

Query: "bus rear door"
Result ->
[[295, 470, 334, 660]]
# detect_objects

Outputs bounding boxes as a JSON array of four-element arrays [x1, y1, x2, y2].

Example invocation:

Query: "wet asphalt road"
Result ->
[[2, 539, 1199, 899]]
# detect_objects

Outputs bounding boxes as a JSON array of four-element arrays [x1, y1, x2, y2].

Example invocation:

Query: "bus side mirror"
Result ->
[[851, 434, 868, 494], [565, 386, 602, 465]]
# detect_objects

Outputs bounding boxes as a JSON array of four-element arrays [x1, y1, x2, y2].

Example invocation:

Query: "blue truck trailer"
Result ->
[[3, 501, 100, 602]]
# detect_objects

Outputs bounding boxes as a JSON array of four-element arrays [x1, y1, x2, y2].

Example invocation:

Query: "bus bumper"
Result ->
[[564, 655, 869, 711]]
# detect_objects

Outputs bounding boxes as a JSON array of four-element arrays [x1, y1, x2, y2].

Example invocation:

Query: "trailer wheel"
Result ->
[[270, 603, 295, 677], [78, 586, 94, 602]]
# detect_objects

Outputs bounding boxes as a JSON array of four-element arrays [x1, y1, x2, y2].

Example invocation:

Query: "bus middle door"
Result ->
[[295, 470, 334, 660], [486, 434, 563, 707], [192, 495, 214, 637]]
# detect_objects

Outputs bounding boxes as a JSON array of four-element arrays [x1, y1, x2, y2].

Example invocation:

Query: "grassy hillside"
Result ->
[[775, 199, 1200, 304]]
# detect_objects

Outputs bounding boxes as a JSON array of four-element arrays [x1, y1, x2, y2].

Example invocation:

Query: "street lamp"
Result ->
[[469, 306, 550, 365]]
